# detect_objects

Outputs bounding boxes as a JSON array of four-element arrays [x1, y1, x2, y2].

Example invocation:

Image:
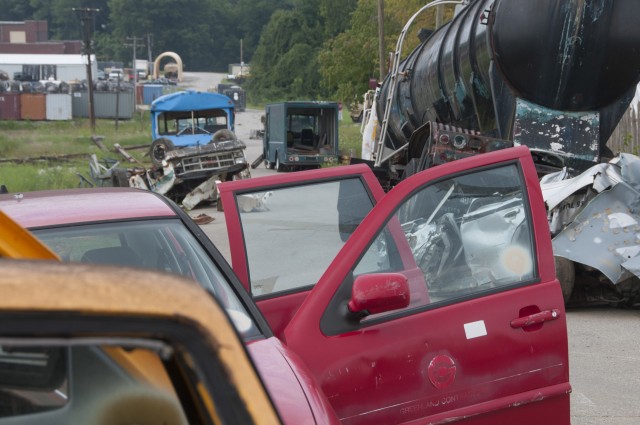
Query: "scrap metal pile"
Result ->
[[542, 154, 640, 306]]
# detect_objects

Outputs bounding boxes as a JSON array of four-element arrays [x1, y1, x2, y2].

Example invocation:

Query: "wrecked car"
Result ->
[[3, 147, 570, 424], [110, 90, 250, 209], [218, 146, 571, 424], [542, 153, 640, 306], [0, 260, 283, 424]]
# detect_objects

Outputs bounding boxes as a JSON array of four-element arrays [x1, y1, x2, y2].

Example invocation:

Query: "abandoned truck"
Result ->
[[111, 90, 250, 209], [363, 0, 640, 304], [262, 101, 340, 171]]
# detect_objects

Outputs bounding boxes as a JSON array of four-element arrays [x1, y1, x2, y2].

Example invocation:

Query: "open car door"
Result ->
[[281, 147, 570, 424], [218, 164, 386, 336]]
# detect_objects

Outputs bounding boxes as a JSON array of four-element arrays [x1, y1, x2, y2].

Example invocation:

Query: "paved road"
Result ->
[[184, 72, 640, 424]]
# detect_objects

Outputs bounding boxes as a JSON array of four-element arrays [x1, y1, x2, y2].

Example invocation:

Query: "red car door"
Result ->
[[218, 164, 386, 336], [282, 147, 570, 424]]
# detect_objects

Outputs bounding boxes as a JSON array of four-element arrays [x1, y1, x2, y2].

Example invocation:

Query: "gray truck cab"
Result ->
[[263, 101, 339, 171]]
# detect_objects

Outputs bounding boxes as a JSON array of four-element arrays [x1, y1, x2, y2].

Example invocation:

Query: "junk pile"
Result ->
[[542, 154, 640, 306]]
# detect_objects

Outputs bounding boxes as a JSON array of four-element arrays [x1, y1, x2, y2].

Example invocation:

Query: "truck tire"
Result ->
[[554, 256, 575, 303], [275, 155, 286, 172], [111, 168, 130, 187], [211, 129, 237, 143], [150, 138, 175, 167]]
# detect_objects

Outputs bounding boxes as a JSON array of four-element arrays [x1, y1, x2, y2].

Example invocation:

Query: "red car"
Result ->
[[2, 146, 571, 424], [0, 187, 338, 425]]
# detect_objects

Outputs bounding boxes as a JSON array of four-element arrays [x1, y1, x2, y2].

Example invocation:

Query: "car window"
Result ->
[[237, 177, 375, 297], [32, 220, 260, 339], [352, 163, 535, 319], [0, 343, 194, 423]]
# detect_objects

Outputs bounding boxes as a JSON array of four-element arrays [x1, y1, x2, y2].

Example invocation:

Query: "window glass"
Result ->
[[238, 178, 374, 296], [33, 220, 259, 339], [158, 111, 228, 136], [0, 346, 67, 417], [0, 343, 188, 422], [353, 164, 535, 315]]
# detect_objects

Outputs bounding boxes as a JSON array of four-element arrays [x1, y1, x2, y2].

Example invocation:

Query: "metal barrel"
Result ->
[[380, 0, 640, 151]]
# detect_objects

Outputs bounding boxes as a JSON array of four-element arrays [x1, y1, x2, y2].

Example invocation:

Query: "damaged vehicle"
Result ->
[[3, 147, 570, 424], [542, 154, 640, 306], [354, 0, 640, 303], [218, 146, 570, 424], [261, 101, 340, 171], [112, 90, 250, 209]]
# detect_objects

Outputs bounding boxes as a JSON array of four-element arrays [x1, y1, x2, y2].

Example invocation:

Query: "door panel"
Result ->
[[218, 164, 386, 335], [284, 147, 570, 424]]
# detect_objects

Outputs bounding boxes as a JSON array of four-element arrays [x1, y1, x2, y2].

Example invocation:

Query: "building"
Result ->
[[0, 20, 93, 82], [0, 54, 96, 82], [0, 20, 82, 54]]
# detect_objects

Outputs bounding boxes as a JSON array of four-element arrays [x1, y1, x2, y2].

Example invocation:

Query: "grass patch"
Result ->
[[0, 161, 89, 192], [0, 114, 153, 192], [339, 118, 363, 158]]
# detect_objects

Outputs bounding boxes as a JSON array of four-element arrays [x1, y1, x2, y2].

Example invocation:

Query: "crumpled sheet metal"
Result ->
[[541, 163, 624, 211], [552, 181, 640, 284], [544, 153, 640, 286], [164, 139, 246, 160], [181, 176, 219, 211]]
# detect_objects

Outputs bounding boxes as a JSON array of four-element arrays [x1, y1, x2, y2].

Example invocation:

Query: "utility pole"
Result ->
[[377, 0, 386, 80], [73, 7, 99, 135], [240, 38, 244, 76], [125, 36, 144, 110], [147, 33, 153, 63]]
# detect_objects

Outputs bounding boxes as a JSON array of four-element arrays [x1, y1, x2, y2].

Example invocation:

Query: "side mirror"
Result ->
[[348, 273, 410, 320]]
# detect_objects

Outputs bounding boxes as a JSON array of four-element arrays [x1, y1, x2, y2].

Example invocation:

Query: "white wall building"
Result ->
[[0, 54, 97, 82]]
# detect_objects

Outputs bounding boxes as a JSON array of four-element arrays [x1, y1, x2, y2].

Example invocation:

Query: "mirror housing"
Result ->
[[348, 273, 410, 319]]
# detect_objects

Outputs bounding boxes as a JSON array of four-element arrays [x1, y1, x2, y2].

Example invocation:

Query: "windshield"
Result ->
[[32, 219, 260, 339], [157, 110, 229, 136]]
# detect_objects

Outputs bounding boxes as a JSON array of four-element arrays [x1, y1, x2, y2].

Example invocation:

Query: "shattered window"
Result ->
[[237, 177, 375, 296], [353, 164, 535, 314]]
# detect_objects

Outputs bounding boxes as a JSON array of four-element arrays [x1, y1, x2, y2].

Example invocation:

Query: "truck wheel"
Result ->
[[275, 156, 286, 172], [554, 256, 575, 303], [211, 129, 237, 143], [265, 160, 274, 169], [150, 138, 175, 167], [111, 169, 130, 187]]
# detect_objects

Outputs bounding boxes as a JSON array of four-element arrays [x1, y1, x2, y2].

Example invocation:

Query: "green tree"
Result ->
[[318, 0, 454, 103], [218, 0, 288, 69], [247, 8, 323, 101], [0, 0, 36, 21], [246, 1, 358, 102]]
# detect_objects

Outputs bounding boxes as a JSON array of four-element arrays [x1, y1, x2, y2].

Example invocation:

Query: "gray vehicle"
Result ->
[[262, 101, 339, 171]]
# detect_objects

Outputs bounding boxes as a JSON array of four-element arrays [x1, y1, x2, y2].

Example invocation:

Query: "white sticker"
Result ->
[[464, 320, 487, 340]]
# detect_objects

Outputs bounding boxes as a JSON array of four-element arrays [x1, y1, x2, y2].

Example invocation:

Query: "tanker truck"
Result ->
[[367, 0, 640, 305]]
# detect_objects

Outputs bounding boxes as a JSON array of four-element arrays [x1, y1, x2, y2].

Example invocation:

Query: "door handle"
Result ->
[[510, 309, 560, 328]]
